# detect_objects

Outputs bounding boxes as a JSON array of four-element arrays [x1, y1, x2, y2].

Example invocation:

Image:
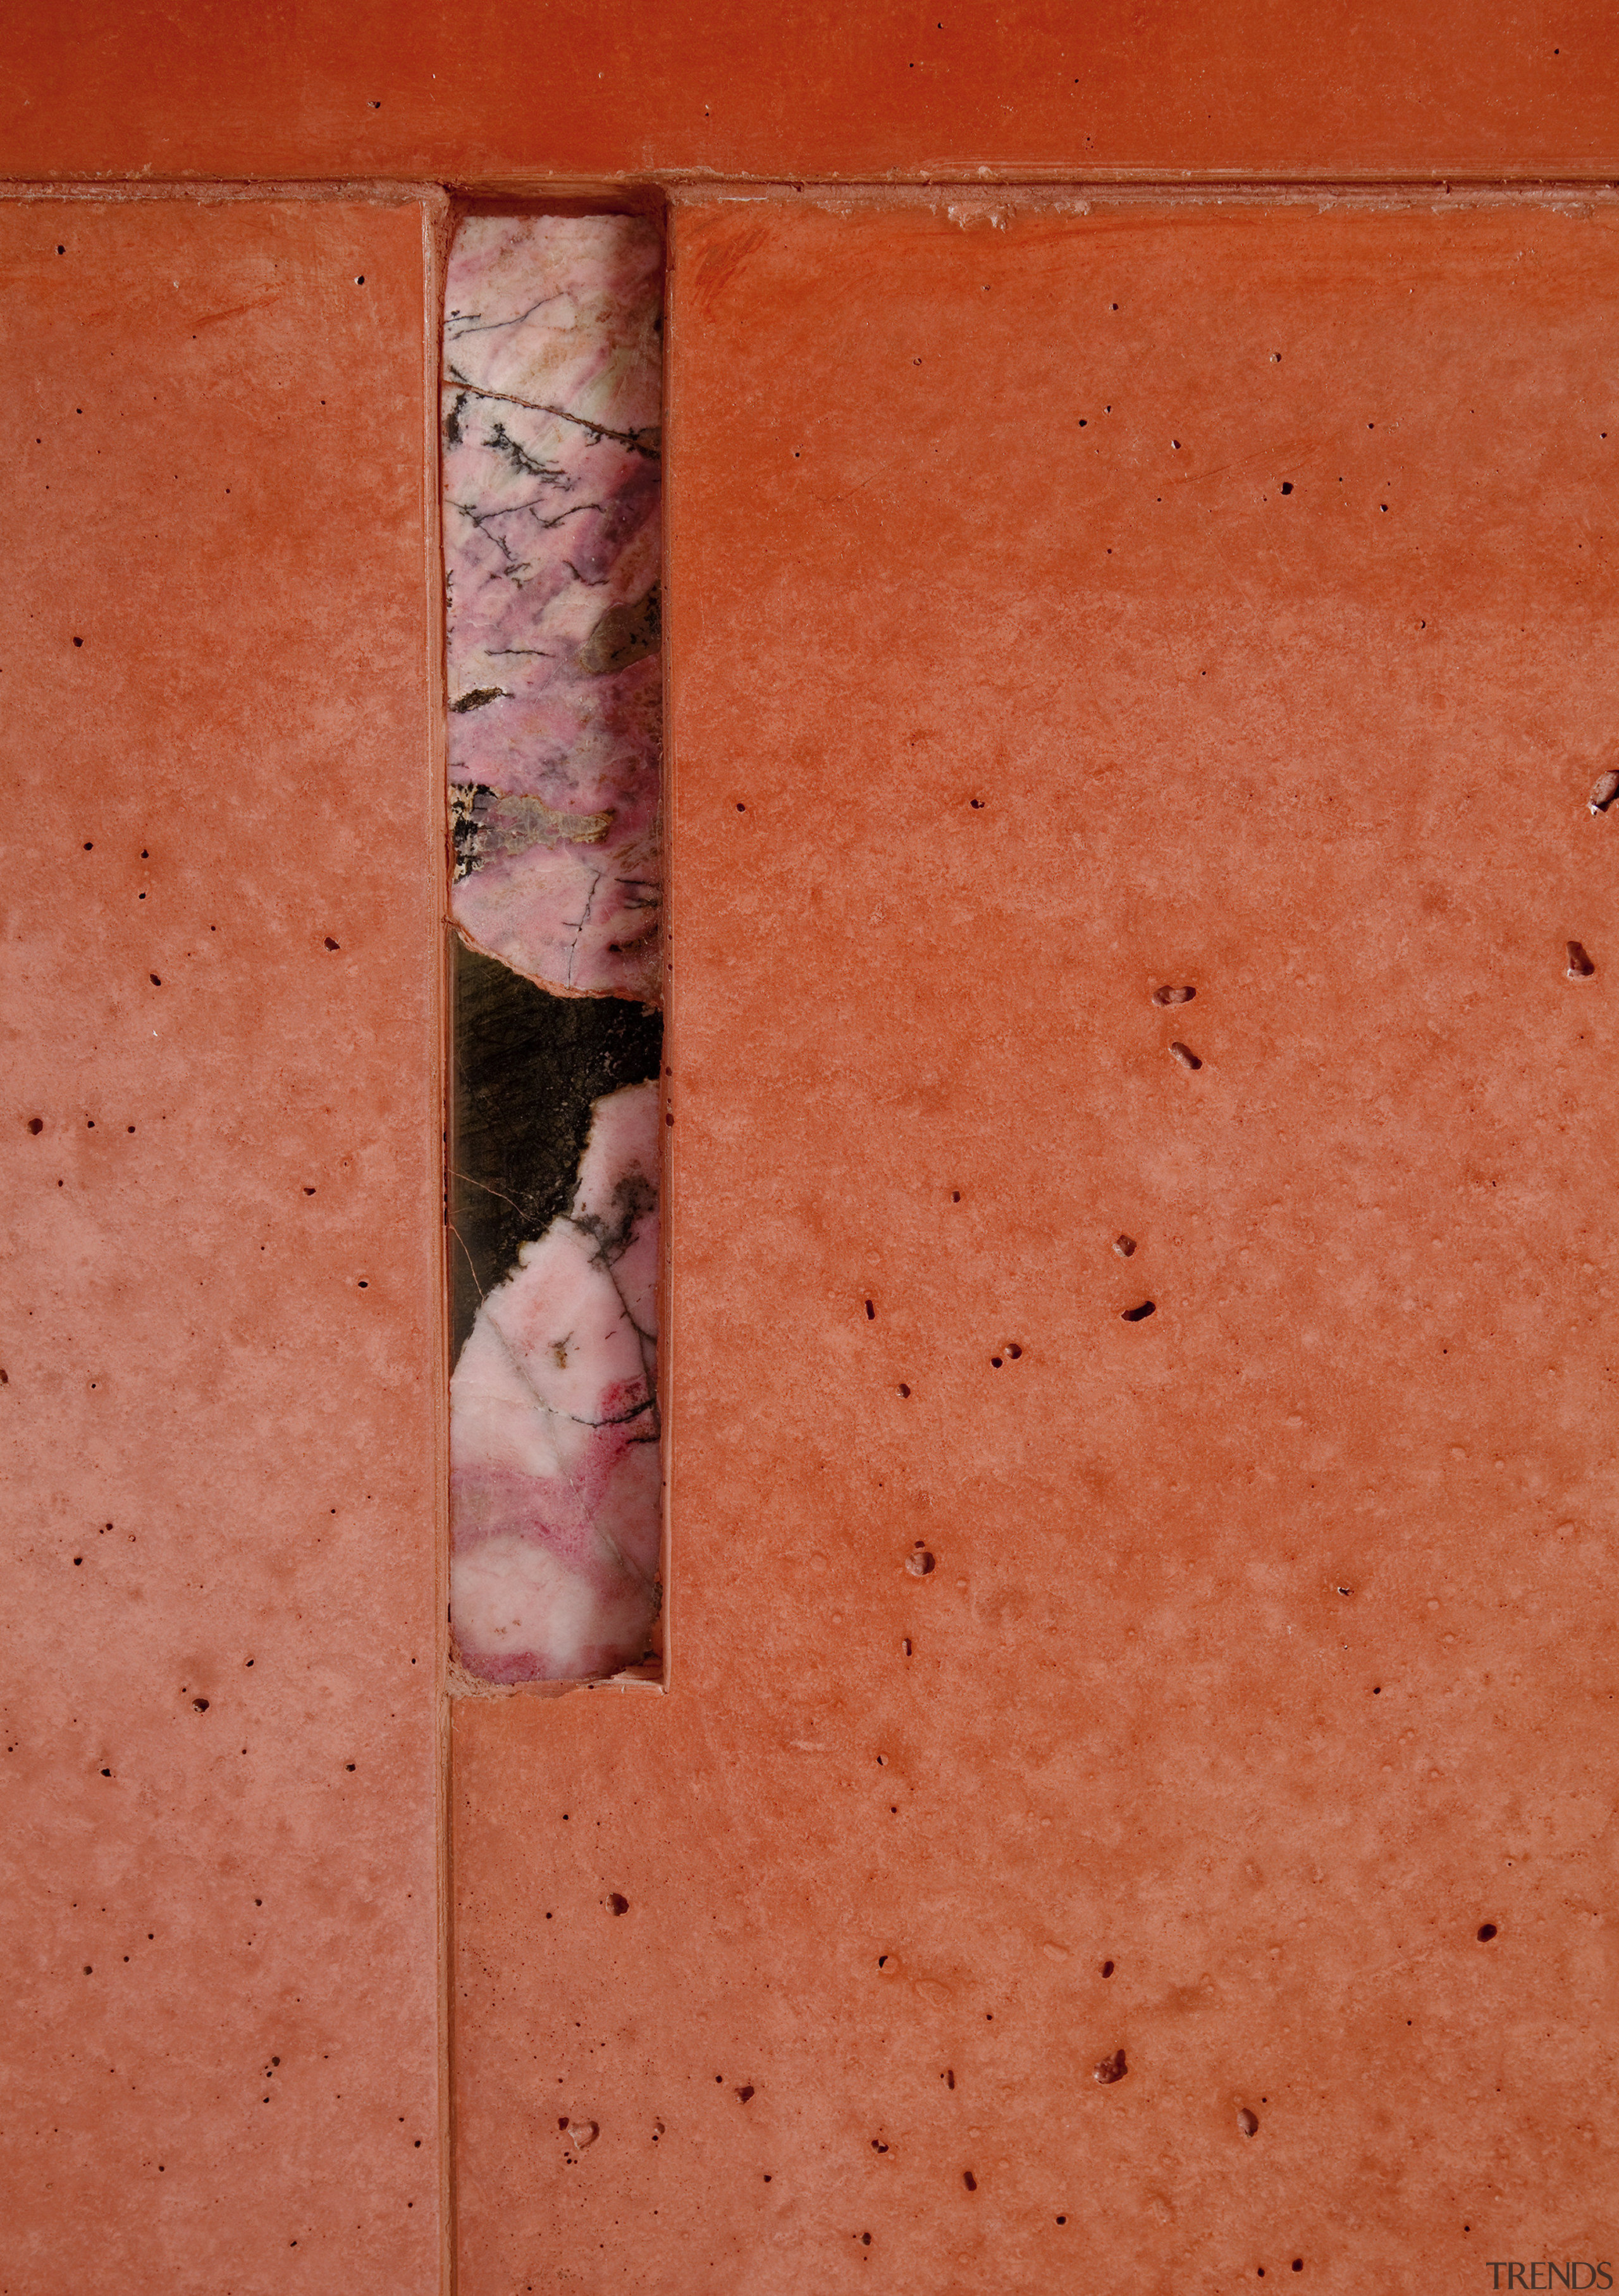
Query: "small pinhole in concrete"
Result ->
[[1588, 770, 1619, 814], [345, 1762, 355, 1772], [901, 1638, 913, 1656], [897, 1383, 911, 1397], [963, 2170, 978, 2191], [1477, 1922, 1498, 1942], [83, 842, 93, 850], [906, 1549, 935, 1576], [1006, 1343, 1023, 1359], [1114, 1233, 1136, 1256], [101, 1767, 111, 1777], [861, 2232, 872, 2245], [990, 1354, 1003, 1366], [1121, 1301, 1156, 1322], [865, 1299, 875, 1319], [944, 2069, 954, 2087], [1169, 1041, 1202, 1070], [607, 1893, 629, 1915], [951, 1189, 961, 1202], [1238, 2108, 1259, 2136], [192, 1697, 209, 1711], [871, 2137, 887, 2152], [149, 974, 161, 986], [1293, 2264, 1303, 2275], [303, 1187, 316, 1196], [1152, 985, 1195, 1007], [877, 1954, 897, 1972], [27, 1118, 42, 1133], [1094, 2049, 1128, 2085], [1567, 940, 1596, 979], [736, 802, 746, 811], [970, 798, 985, 809], [737, 2085, 755, 2103], [1281, 481, 1293, 494], [358, 1280, 369, 1289], [1057, 2214, 1068, 2224], [73, 636, 83, 648], [324, 937, 340, 951], [1102, 1959, 1115, 1977]]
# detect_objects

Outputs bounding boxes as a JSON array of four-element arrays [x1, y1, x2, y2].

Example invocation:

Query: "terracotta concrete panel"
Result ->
[[452, 199, 1619, 2290], [0, 195, 446, 2294], [4, 1, 1619, 187]]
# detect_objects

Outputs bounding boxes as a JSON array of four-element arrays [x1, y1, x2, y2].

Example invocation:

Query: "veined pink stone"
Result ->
[[443, 214, 663, 1004], [451, 1082, 660, 1683]]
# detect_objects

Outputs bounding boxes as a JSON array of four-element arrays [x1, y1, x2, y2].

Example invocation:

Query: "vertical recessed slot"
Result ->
[[445, 214, 665, 1690]]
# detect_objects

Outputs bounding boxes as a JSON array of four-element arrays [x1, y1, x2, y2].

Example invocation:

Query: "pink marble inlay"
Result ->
[[452, 1083, 660, 1683], [446, 216, 663, 1686], [444, 214, 662, 1002]]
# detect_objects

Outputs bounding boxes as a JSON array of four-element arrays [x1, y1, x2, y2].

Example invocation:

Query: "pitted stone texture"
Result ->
[[453, 198, 1619, 2295]]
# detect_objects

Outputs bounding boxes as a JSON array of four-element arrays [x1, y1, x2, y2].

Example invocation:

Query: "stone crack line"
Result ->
[[443, 370, 662, 458]]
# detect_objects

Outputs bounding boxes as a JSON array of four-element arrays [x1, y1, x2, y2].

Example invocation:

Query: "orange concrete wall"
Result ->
[[450, 191, 1619, 2290], [6, 8, 1619, 2293], [1, 192, 447, 2295], [3, 1, 1619, 187]]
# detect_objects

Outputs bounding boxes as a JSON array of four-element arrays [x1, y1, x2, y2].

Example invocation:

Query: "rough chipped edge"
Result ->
[[0, 175, 450, 204], [663, 175, 1619, 218], [11, 168, 1619, 198], [446, 1655, 664, 1699]]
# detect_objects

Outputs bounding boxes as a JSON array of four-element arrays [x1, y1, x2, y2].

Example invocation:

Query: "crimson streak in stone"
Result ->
[[452, 1083, 661, 1682], [444, 215, 663, 1002]]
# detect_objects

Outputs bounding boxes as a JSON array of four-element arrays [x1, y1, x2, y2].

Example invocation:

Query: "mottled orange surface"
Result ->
[[3, 0, 1619, 185], [0, 196, 446, 2295], [450, 197, 1619, 2292]]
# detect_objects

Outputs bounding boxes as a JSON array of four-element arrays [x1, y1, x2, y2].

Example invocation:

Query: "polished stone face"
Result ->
[[443, 213, 663, 1002], [445, 215, 665, 1683], [451, 1081, 661, 1683]]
